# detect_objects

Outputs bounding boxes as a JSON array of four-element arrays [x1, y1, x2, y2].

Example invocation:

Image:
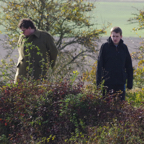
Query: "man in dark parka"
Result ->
[[14, 18, 58, 83], [96, 27, 133, 100]]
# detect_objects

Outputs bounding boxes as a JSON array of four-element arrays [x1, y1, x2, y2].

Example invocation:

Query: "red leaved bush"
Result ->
[[0, 79, 144, 143]]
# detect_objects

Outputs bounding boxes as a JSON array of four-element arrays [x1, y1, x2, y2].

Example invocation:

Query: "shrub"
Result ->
[[126, 88, 144, 107], [82, 61, 97, 92], [0, 75, 126, 143], [1, 72, 144, 143], [0, 77, 84, 143], [68, 101, 144, 144]]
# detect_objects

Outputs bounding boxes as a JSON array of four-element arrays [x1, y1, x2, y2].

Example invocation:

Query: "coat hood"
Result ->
[[107, 36, 124, 46]]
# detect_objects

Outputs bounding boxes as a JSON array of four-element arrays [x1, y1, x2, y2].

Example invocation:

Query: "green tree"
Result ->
[[128, 8, 144, 32], [0, 0, 108, 81], [128, 8, 144, 88]]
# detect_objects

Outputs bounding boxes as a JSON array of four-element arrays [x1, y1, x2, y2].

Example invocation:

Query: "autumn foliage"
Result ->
[[1, 0, 144, 143], [0, 75, 144, 143], [0, 0, 108, 76]]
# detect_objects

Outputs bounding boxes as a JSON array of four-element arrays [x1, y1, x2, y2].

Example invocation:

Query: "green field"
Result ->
[[0, 1, 144, 38], [90, 2, 144, 37]]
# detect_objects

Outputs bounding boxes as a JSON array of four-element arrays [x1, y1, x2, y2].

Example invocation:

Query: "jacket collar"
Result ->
[[32, 29, 40, 38], [107, 36, 123, 46], [22, 29, 40, 38]]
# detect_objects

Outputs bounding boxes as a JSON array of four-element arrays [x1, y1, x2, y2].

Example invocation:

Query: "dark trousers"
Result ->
[[103, 84, 125, 101]]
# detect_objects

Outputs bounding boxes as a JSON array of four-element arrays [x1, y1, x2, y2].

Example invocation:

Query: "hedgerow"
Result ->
[[0, 75, 144, 144]]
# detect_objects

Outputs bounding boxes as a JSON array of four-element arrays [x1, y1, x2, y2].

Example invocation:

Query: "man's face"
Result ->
[[110, 32, 122, 45], [20, 27, 32, 37]]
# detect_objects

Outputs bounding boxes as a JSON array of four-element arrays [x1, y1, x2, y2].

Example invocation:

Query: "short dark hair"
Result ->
[[18, 18, 36, 29], [110, 27, 122, 36]]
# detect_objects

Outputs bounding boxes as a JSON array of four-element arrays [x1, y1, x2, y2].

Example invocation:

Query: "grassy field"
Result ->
[[0, 1, 144, 38], [90, 2, 144, 37]]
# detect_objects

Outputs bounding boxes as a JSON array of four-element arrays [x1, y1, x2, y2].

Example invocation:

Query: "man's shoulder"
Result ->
[[122, 43, 128, 48], [38, 30, 54, 40], [102, 41, 109, 46], [101, 42, 109, 50], [120, 42, 129, 51], [38, 29, 47, 34], [38, 29, 51, 36]]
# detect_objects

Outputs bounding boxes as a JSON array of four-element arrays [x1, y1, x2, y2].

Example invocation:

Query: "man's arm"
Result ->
[[96, 44, 104, 86], [46, 34, 58, 68], [17, 35, 24, 66], [125, 47, 133, 89]]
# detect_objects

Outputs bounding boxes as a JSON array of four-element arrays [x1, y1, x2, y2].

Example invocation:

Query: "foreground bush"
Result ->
[[0, 77, 144, 143], [126, 88, 144, 107], [0, 78, 82, 143], [69, 101, 144, 144]]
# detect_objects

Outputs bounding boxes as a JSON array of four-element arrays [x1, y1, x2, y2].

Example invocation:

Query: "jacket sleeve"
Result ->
[[96, 44, 104, 86], [17, 35, 25, 67], [46, 33, 58, 68], [125, 46, 133, 89]]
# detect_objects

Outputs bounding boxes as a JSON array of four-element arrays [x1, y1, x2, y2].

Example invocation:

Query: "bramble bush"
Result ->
[[0, 58, 16, 86], [82, 61, 97, 93], [126, 88, 144, 107], [0, 77, 84, 143], [1, 73, 144, 143], [125, 42, 144, 107]]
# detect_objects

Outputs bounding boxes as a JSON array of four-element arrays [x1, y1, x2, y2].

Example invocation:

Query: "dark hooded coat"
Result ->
[[96, 37, 133, 89]]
